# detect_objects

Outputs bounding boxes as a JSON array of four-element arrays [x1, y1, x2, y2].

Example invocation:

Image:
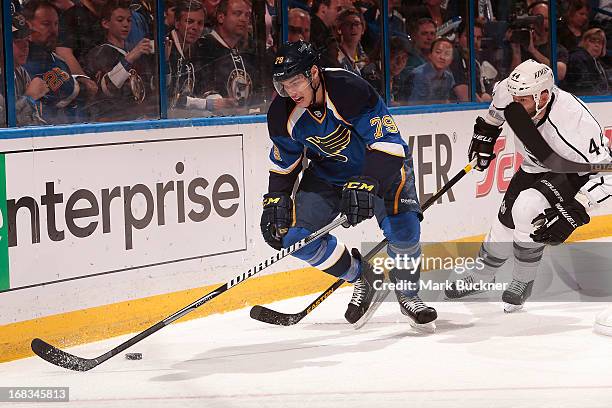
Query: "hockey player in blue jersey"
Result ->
[[260, 40, 437, 330]]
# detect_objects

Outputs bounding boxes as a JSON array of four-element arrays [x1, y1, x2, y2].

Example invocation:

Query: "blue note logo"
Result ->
[[306, 125, 351, 162]]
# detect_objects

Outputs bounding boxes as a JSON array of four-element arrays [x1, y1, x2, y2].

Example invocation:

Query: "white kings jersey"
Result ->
[[484, 79, 612, 207]]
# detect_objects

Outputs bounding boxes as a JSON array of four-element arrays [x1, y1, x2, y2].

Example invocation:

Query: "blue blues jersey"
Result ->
[[267, 68, 409, 193], [25, 44, 81, 123]]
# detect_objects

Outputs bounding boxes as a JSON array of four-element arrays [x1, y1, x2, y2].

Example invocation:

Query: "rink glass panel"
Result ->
[[9, 0, 161, 126], [389, 0, 471, 107], [167, 0, 279, 119], [0, 0, 611, 129], [556, 1, 612, 97]]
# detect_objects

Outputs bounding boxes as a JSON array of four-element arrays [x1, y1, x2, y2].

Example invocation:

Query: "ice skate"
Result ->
[[502, 279, 534, 313], [396, 292, 437, 333], [345, 249, 388, 329], [445, 273, 495, 300]]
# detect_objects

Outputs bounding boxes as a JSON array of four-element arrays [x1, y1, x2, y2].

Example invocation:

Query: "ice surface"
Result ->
[[3, 290, 612, 408], [3, 238, 612, 408]]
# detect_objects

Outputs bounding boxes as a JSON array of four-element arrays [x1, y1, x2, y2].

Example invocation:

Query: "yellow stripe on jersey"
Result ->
[[269, 154, 303, 174], [393, 166, 407, 215]]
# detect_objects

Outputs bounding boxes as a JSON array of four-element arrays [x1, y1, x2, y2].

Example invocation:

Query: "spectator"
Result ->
[[11, 0, 22, 14], [167, 0, 208, 109], [288, 8, 311, 42], [50, 0, 75, 14], [336, 8, 368, 74], [362, 36, 412, 104], [265, 0, 277, 49], [406, 18, 437, 72], [289, 0, 309, 12], [406, 0, 450, 28], [450, 21, 494, 102], [125, 0, 153, 50], [55, 0, 105, 99], [558, 0, 591, 52], [84, 0, 157, 120], [407, 37, 456, 104], [388, 0, 406, 35], [23, 0, 90, 123], [510, 2, 568, 81], [198, 0, 258, 111], [563, 28, 609, 94], [164, 0, 178, 32], [310, 0, 343, 67], [360, 0, 407, 56], [203, 0, 221, 32], [362, 0, 407, 39], [593, 1, 612, 72], [593, 0, 612, 27], [12, 12, 48, 125]]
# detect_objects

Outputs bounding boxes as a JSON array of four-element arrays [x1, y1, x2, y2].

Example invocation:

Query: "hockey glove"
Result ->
[[260, 192, 293, 250], [341, 176, 379, 227], [469, 116, 502, 171], [530, 199, 590, 245]]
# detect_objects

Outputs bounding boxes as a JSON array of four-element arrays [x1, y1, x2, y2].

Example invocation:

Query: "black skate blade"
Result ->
[[353, 288, 390, 330]]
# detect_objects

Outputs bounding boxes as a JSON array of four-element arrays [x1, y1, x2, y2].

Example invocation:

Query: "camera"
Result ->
[[509, 15, 543, 47]]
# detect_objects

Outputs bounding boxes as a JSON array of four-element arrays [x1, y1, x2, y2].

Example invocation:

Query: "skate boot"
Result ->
[[502, 279, 534, 313], [397, 292, 437, 333], [445, 273, 495, 300], [345, 249, 388, 328]]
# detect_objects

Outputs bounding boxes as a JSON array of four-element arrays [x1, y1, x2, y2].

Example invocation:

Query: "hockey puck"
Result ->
[[125, 353, 142, 360]]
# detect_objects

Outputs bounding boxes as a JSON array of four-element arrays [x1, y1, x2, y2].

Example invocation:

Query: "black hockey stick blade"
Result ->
[[32, 320, 166, 371], [505, 102, 612, 173], [31, 338, 99, 372], [250, 305, 306, 326], [250, 278, 345, 326]]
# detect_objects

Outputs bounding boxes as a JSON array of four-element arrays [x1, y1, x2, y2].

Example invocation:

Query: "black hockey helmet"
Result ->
[[272, 40, 320, 97]]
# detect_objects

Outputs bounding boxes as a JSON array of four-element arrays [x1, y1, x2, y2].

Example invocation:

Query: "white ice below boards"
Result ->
[[3, 239, 612, 408]]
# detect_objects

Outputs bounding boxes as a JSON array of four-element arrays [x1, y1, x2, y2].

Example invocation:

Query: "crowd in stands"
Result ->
[[1, 0, 611, 126]]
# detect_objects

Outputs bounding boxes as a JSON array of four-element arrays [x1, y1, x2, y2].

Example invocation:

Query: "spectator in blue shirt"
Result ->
[[407, 37, 456, 104]]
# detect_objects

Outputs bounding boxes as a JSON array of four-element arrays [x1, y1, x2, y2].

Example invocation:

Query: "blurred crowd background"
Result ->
[[0, 0, 610, 126]]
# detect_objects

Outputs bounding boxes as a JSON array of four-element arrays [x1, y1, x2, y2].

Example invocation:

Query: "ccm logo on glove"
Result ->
[[344, 181, 376, 191]]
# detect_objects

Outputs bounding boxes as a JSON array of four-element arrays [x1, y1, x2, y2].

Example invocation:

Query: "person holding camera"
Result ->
[[509, 2, 568, 81]]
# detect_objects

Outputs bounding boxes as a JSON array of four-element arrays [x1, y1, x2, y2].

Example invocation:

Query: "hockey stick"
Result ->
[[30, 215, 348, 372], [250, 160, 477, 326], [504, 102, 612, 173]]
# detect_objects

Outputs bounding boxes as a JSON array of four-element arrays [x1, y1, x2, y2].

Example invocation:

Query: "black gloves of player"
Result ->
[[260, 192, 293, 250], [530, 199, 590, 245], [469, 116, 502, 171], [341, 176, 379, 227]]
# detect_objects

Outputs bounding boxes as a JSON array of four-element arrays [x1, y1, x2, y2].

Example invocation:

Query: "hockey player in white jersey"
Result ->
[[445, 59, 612, 312]]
